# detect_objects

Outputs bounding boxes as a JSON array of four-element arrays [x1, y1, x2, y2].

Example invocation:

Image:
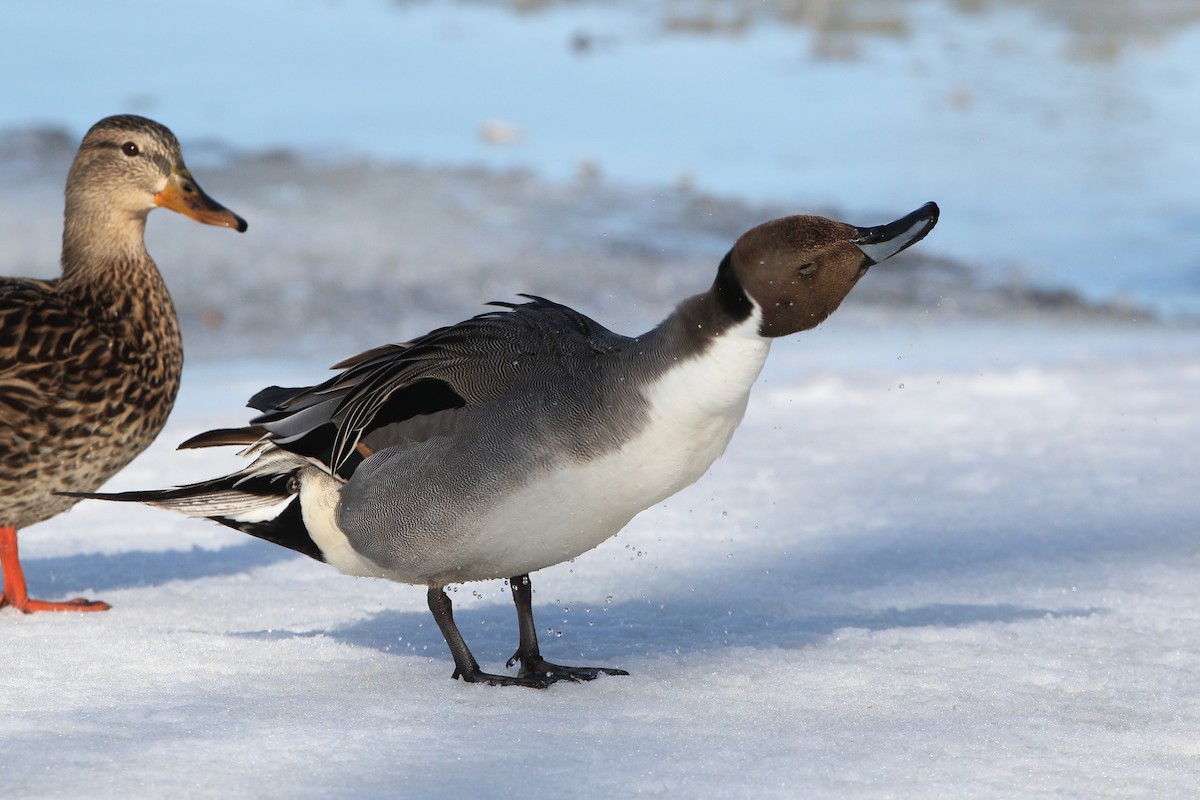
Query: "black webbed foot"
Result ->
[[452, 664, 555, 689], [506, 652, 629, 683]]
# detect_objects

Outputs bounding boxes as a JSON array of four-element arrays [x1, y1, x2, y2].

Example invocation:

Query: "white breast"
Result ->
[[429, 310, 772, 583]]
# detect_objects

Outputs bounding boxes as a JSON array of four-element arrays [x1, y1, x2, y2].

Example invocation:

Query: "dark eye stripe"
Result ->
[[150, 153, 173, 175], [86, 139, 177, 175]]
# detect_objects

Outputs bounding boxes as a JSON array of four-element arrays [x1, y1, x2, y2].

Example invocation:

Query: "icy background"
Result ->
[[3, 0, 1199, 316], [3, 1, 1200, 797]]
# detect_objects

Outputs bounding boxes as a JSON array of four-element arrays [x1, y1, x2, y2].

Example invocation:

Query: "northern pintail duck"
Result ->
[[0, 115, 246, 613], [87, 202, 937, 684]]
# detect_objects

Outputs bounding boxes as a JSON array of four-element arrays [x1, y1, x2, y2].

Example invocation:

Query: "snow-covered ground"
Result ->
[[3, 140, 1199, 796]]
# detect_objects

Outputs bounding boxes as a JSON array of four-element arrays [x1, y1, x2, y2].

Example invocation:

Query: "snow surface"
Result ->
[[3, 147, 1200, 797]]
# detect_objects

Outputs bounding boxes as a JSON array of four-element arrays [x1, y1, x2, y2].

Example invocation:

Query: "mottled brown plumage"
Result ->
[[0, 115, 246, 613]]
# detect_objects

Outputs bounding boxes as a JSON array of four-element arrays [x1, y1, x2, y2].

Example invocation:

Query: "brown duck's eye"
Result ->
[[121, 142, 140, 157], [796, 262, 816, 275]]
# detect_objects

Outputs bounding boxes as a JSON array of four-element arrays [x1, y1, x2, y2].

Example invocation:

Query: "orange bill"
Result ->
[[154, 168, 248, 232]]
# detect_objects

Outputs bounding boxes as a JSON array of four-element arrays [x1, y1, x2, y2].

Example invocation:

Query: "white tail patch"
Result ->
[[144, 490, 292, 521], [224, 495, 296, 524]]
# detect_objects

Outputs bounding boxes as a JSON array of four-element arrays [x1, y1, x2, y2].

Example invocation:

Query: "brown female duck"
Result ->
[[0, 115, 246, 612]]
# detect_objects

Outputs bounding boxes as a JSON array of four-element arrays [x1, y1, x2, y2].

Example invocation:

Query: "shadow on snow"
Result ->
[[15, 539, 295, 595]]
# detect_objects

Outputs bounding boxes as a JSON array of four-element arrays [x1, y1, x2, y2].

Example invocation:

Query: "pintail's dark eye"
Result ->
[[121, 142, 140, 157]]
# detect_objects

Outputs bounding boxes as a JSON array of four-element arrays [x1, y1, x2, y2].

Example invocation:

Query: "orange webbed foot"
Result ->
[[1, 526, 111, 613], [13, 596, 112, 613]]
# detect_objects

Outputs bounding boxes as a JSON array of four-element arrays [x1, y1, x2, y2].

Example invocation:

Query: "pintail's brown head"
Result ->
[[720, 202, 939, 338]]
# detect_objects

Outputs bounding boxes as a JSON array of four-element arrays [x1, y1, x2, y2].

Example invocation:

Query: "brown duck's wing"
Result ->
[[0, 278, 138, 523], [0, 278, 113, 424], [0, 274, 178, 460]]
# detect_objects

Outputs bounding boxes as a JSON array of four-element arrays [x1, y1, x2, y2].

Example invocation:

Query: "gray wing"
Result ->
[[247, 296, 626, 477]]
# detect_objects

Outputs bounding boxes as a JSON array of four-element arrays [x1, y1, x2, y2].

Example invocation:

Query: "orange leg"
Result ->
[[0, 525, 110, 613]]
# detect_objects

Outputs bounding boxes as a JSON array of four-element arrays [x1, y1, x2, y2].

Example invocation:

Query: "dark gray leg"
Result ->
[[505, 574, 629, 682], [426, 585, 550, 688]]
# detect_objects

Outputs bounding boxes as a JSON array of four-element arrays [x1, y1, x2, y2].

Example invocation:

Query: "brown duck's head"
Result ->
[[66, 114, 247, 232], [725, 202, 939, 338]]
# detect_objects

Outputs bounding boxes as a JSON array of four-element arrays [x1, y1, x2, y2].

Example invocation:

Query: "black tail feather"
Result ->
[[64, 461, 324, 563], [248, 385, 309, 412], [211, 497, 323, 562], [178, 426, 268, 450]]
